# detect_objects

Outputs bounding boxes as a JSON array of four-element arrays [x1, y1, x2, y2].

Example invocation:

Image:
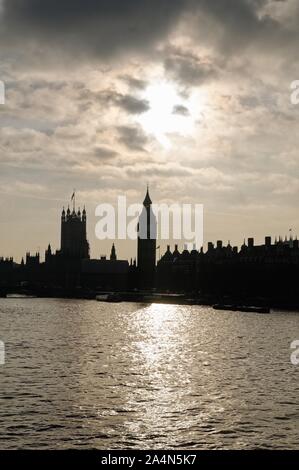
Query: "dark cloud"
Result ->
[[1, 0, 288, 61], [164, 48, 217, 86], [5, 78, 68, 92], [190, 0, 291, 58], [121, 75, 148, 90], [1, 0, 187, 58], [93, 146, 118, 160], [116, 125, 149, 152], [117, 95, 150, 114], [172, 104, 190, 116], [98, 89, 149, 114]]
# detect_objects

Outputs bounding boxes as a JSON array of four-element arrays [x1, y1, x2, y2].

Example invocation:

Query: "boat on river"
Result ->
[[96, 293, 122, 303], [213, 304, 270, 314]]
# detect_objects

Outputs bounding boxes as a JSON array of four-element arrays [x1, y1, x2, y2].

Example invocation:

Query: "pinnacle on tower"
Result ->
[[143, 185, 152, 207], [110, 243, 117, 261]]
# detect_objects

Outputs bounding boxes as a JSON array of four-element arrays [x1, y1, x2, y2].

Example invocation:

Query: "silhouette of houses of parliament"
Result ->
[[157, 236, 299, 302], [1, 188, 299, 305]]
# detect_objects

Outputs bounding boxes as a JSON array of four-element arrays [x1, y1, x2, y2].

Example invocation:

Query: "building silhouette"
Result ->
[[156, 235, 299, 305], [60, 206, 89, 258], [137, 187, 157, 290]]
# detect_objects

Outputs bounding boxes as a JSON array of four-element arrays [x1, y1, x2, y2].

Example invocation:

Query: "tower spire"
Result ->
[[143, 185, 152, 207], [110, 243, 117, 261], [71, 189, 76, 213]]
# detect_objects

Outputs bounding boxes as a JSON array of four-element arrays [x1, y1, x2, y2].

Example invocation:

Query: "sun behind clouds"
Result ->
[[137, 81, 197, 149]]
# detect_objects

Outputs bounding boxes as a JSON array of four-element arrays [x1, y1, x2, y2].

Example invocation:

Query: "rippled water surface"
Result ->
[[0, 298, 299, 449]]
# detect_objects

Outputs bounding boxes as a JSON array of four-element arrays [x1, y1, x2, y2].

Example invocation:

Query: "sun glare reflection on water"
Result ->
[[124, 304, 193, 445]]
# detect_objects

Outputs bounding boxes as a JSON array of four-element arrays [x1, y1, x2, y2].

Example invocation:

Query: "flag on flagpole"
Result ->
[[71, 191, 75, 201]]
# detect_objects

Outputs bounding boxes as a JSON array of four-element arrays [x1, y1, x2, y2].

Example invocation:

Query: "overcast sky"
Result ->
[[1, 0, 299, 261]]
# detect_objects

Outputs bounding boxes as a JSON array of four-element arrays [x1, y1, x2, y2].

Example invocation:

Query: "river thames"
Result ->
[[0, 298, 298, 449]]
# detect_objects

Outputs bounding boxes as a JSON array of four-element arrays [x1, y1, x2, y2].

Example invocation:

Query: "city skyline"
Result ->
[[0, 186, 297, 265], [1, 185, 298, 308]]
